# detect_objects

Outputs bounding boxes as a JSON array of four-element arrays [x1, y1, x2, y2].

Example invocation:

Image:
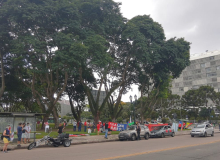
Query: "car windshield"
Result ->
[[128, 126, 136, 130], [196, 125, 205, 128], [151, 126, 164, 131]]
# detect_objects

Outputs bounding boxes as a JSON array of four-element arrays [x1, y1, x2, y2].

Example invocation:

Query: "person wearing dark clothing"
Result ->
[[17, 123, 23, 146], [78, 121, 81, 132], [136, 123, 141, 140], [105, 122, 109, 139], [57, 124, 64, 134]]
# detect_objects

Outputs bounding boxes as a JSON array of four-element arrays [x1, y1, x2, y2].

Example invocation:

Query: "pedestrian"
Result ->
[[104, 121, 109, 139], [73, 120, 77, 131], [97, 122, 100, 135], [88, 122, 91, 134], [44, 121, 49, 133], [26, 123, 31, 143], [84, 121, 87, 132], [21, 123, 27, 144], [136, 123, 141, 140], [219, 122, 220, 131], [57, 123, 64, 134], [93, 122, 96, 133], [2, 126, 10, 153], [78, 121, 81, 132], [37, 120, 40, 128], [17, 123, 23, 146]]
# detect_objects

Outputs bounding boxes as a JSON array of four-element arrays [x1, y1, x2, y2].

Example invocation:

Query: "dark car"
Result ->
[[150, 125, 175, 138]]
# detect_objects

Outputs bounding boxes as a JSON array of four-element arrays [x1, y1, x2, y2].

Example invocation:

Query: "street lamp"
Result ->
[[130, 94, 137, 124]]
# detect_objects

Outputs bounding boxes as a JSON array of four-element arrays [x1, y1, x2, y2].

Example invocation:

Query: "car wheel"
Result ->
[[119, 139, 124, 141], [161, 133, 165, 138], [211, 131, 214, 137], [204, 132, 207, 137], [131, 134, 136, 141], [191, 135, 194, 137], [145, 133, 149, 140], [171, 132, 175, 137], [63, 139, 71, 147]]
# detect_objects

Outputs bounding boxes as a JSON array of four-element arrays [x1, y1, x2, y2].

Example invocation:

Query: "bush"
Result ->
[[117, 117, 123, 123], [162, 118, 167, 124]]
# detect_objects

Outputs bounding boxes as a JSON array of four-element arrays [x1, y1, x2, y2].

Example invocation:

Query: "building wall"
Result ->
[[171, 50, 220, 96]]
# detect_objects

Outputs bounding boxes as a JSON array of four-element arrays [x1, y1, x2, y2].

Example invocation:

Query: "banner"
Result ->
[[117, 124, 127, 131], [108, 122, 118, 131]]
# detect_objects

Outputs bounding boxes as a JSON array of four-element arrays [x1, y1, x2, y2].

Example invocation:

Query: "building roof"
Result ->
[[0, 112, 45, 117], [190, 50, 220, 60]]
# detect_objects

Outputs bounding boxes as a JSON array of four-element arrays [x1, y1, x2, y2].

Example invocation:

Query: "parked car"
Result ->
[[190, 123, 214, 137], [150, 125, 175, 138], [118, 125, 151, 141]]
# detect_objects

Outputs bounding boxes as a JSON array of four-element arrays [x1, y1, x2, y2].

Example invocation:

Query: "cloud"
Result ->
[[114, 0, 220, 54]]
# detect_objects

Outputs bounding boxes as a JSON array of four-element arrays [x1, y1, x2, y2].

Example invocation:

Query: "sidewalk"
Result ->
[[1, 129, 220, 151]]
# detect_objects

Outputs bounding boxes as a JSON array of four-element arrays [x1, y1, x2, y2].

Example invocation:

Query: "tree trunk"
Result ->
[[0, 52, 5, 99], [94, 112, 100, 124], [53, 108, 59, 128], [41, 114, 49, 130], [141, 114, 144, 124], [112, 118, 116, 123]]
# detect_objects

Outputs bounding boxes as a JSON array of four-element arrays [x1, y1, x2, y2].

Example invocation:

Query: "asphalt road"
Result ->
[[1, 133, 220, 160]]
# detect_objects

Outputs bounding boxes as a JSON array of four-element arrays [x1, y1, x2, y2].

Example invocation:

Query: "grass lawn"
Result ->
[[35, 123, 120, 139]]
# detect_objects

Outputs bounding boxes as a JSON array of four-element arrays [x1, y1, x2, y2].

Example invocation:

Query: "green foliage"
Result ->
[[199, 108, 210, 119]]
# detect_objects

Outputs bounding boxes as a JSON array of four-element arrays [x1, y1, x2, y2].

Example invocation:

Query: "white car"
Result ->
[[190, 123, 214, 137]]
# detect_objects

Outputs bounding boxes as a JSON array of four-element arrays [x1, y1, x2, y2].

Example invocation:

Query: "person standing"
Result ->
[[93, 122, 96, 133], [21, 123, 27, 144], [37, 120, 40, 129], [88, 122, 91, 134], [219, 122, 220, 131], [84, 121, 87, 132], [97, 123, 100, 135], [44, 121, 49, 133], [136, 123, 141, 140], [57, 123, 64, 134], [17, 123, 23, 146], [78, 121, 81, 132], [26, 123, 31, 143], [105, 121, 109, 139], [2, 126, 10, 153], [73, 120, 77, 131]]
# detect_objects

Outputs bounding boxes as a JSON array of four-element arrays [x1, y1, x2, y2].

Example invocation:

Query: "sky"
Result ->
[[115, 0, 220, 102]]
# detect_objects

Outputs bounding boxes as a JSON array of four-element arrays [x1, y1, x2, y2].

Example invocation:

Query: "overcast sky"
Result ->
[[114, 0, 220, 54], [115, 0, 220, 101]]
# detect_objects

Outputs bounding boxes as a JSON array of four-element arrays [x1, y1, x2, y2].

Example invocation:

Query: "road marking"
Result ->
[[96, 140, 220, 160]]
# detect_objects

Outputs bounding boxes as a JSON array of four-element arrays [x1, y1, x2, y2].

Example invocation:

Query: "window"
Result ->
[[210, 61, 216, 65], [206, 68, 211, 72], [184, 81, 192, 86], [216, 66, 220, 70], [212, 78, 217, 82], [179, 88, 184, 91], [192, 85, 199, 89], [218, 88, 220, 92], [210, 56, 215, 60], [207, 72, 217, 77], [188, 76, 192, 80], [200, 63, 205, 68]]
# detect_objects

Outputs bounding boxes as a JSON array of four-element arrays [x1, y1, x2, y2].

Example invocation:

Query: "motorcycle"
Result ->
[[28, 131, 72, 150]]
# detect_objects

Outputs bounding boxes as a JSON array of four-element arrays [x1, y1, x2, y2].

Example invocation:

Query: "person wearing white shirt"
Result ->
[[73, 120, 77, 131], [26, 123, 31, 143]]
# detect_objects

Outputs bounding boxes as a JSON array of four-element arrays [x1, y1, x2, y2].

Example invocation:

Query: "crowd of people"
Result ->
[[2, 122, 31, 153]]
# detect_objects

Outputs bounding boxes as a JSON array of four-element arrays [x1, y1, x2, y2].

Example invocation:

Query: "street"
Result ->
[[1, 133, 220, 160]]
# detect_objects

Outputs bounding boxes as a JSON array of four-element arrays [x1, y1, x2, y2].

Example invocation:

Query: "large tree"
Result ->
[[123, 15, 191, 122], [1, 0, 82, 127]]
